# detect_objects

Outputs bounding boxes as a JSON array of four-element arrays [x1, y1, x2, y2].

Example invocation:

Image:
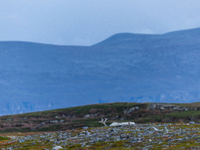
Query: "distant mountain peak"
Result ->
[[94, 27, 200, 47], [93, 33, 156, 47]]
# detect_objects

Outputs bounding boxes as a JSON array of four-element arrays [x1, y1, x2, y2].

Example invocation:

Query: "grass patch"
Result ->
[[0, 136, 10, 141]]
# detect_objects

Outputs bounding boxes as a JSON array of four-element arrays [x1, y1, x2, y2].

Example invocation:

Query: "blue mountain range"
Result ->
[[1, 27, 200, 115]]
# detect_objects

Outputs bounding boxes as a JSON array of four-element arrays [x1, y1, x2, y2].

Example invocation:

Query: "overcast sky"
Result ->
[[1, 0, 200, 46]]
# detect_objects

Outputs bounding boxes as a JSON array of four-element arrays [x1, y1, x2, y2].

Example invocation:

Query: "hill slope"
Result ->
[[1, 28, 200, 114], [0, 102, 200, 133]]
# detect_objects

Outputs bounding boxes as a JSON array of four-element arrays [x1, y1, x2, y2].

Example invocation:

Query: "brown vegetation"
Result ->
[[0, 102, 199, 133]]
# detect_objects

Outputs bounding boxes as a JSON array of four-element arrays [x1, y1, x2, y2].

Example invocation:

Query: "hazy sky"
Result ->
[[1, 0, 200, 46]]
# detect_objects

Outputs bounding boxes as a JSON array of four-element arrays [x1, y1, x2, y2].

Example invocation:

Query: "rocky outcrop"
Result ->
[[3, 122, 200, 149], [147, 103, 200, 111], [124, 106, 139, 114]]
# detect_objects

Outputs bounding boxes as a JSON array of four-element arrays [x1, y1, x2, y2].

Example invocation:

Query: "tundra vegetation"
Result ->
[[0, 102, 200, 149]]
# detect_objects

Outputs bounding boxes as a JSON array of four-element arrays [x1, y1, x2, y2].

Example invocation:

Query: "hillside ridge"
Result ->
[[0, 102, 199, 133], [94, 27, 200, 47]]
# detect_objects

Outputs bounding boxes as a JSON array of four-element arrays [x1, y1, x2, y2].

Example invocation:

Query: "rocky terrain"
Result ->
[[1, 122, 200, 149], [0, 102, 200, 149]]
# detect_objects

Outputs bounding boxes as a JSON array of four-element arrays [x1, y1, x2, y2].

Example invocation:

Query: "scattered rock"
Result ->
[[148, 103, 157, 110], [84, 114, 90, 118], [124, 106, 139, 114], [189, 121, 195, 124], [82, 126, 88, 129], [2, 122, 200, 149], [60, 120, 65, 123]]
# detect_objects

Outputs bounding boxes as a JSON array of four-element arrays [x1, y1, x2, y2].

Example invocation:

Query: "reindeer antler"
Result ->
[[99, 118, 108, 126]]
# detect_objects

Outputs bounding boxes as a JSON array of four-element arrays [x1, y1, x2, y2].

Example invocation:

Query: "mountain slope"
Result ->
[[1, 28, 200, 115], [0, 102, 199, 133]]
